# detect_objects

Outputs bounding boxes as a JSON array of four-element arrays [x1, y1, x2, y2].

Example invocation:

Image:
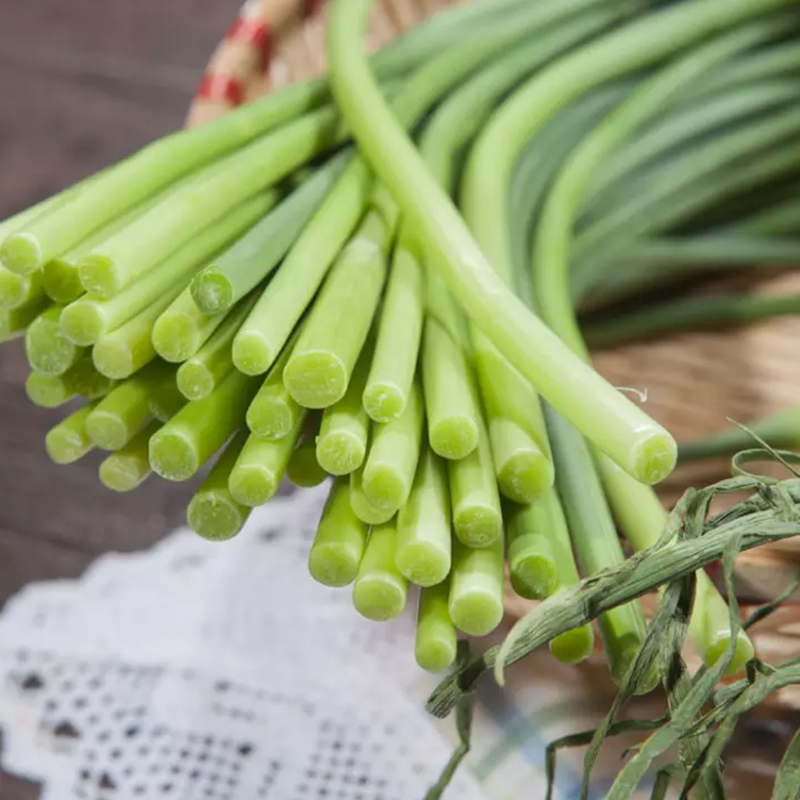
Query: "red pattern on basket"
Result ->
[[226, 17, 274, 71], [193, 0, 328, 109], [196, 74, 245, 105]]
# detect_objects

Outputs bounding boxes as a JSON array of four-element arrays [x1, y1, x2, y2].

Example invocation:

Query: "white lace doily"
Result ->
[[0, 485, 491, 800]]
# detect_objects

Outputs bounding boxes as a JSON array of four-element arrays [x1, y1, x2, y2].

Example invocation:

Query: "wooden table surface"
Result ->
[[0, 1, 239, 794]]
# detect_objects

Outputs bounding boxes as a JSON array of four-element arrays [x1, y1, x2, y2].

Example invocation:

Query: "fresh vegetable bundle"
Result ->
[[3, 0, 800, 792]]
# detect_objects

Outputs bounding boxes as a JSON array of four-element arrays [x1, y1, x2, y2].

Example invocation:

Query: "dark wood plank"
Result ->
[[0, 0, 232, 587], [0, 527, 90, 607], [0, 740, 39, 800], [0, 1, 248, 795]]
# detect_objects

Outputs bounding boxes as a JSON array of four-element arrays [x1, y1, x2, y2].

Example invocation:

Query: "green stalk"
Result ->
[[577, 152, 800, 301], [0, 295, 48, 342], [286, 416, 328, 488], [738, 196, 800, 235], [191, 152, 350, 315], [177, 292, 258, 401], [0, 195, 58, 247], [462, 93, 630, 500], [574, 106, 800, 282], [622, 234, 800, 268], [678, 406, 800, 463], [375, 6, 603, 458], [0, 266, 43, 310], [597, 454, 755, 674], [187, 430, 252, 541], [695, 38, 800, 95], [448, 401, 503, 549], [64, 354, 117, 399], [422, 2, 634, 189], [245, 330, 304, 441], [327, 0, 679, 486], [153, 288, 238, 364], [415, 581, 458, 673], [237, 1, 550, 381], [91, 280, 186, 380], [283, 209, 391, 409], [232, 157, 373, 376], [24, 305, 82, 376], [308, 476, 369, 587], [85, 360, 171, 450], [148, 372, 187, 423], [62, 192, 274, 346], [362, 236, 424, 423], [41, 188, 175, 304], [586, 291, 800, 348], [375, 0, 530, 74], [229, 411, 307, 507], [589, 81, 800, 207], [78, 107, 343, 299], [99, 421, 160, 492], [546, 408, 656, 693], [508, 91, 636, 667], [425, 1, 632, 492], [528, 29, 763, 677], [505, 500, 557, 601], [395, 444, 452, 588], [448, 537, 505, 638], [362, 379, 423, 512], [580, 246, 788, 314], [42, 256, 86, 305], [45, 401, 99, 464], [349, 465, 396, 526], [432, 3, 638, 504], [497, 6, 790, 455], [149, 369, 261, 481], [533, 490, 596, 664], [352, 521, 409, 621], [0, 87, 334, 275], [421, 317, 479, 461], [0, 1, 546, 274], [316, 337, 373, 475], [470, 335, 553, 504], [26, 372, 76, 408]]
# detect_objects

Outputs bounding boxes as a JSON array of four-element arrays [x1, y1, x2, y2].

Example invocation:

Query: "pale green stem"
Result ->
[[149, 369, 261, 481], [415, 581, 458, 673], [229, 411, 307, 507], [99, 421, 160, 492], [505, 500, 557, 601], [448, 536, 506, 638], [232, 157, 373, 376], [352, 521, 409, 621], [308, 476, 370, 587], [395, 443, 452, 588], [421, 317, 479, 461], [191, 152, 350, 315], [187, 429, 253, 541], [362, 379, 424, 512], [176, 292, 259, 401], [24, 304, 82, 376], [45, 402, 99, 464], [85, 360, 172, 450], [316, 337, 374, 475], [283, 209, 391, 409], [245, 329, 305, 441], [362, 235, 424, 423]]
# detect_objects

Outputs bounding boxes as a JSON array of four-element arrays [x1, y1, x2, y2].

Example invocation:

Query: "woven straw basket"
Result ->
[[186, 0, 800, 710]]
